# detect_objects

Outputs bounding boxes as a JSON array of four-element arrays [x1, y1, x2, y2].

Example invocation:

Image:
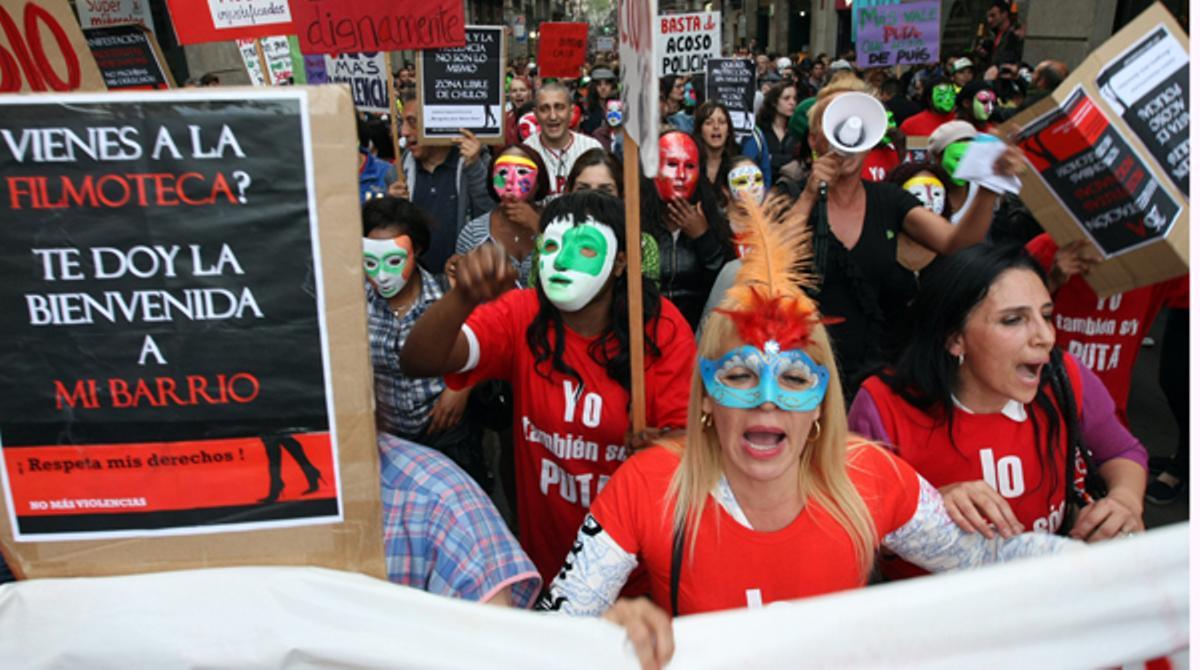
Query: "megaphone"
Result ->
[[821, 92, 888, 155]]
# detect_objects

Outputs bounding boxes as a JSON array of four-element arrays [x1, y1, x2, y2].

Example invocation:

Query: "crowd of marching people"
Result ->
[[344, 4, 1190, 659], [3, 1, 1187, 664]]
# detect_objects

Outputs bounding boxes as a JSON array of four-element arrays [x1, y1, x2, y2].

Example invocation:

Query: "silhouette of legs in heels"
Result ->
[[258, 434, 324, 503]]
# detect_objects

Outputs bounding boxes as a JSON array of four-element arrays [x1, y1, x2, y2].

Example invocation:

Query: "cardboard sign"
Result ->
[[1003, 3, 1188, 296], [418, 26, 505, 143], [619, 0, 659, 174], [1095, 25, 1189, 194], [537, 22, 588, 79], [0, 86, 384, 580], [76, 0, 155, 35], [237, 35, 295, 86], [323, 52, 389, 114], [292, 0, 465, 55], [0, 0, 106, 92], [705, 58, 756, 141], [83, 24, 174, 90], [903, 135, 929, 163], [855, 0, 940, 68], [655, 11, 719, 76], [164, 0, 294, 45]]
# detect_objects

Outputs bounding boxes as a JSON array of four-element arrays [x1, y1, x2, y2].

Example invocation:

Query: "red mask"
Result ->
[[570, 104, 582, 130], [518, 112, 540, 140], [655, 132, 700, 201]]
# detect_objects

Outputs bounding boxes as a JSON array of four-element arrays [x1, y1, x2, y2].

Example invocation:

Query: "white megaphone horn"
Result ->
[[821, 92, 888, 155]]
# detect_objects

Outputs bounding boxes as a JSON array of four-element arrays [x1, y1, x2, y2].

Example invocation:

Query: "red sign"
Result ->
[[292, 0, 465, 55], [164, 0, 296, 45], [537, 22, 587, 79]]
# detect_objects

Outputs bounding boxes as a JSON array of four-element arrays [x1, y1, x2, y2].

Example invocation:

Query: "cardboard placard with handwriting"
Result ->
[[0, 0, 106, 92]]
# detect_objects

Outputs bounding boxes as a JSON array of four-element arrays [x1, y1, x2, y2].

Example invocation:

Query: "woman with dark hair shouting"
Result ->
[[400, 191, 696, 589], [849, 244, 1147, 581]]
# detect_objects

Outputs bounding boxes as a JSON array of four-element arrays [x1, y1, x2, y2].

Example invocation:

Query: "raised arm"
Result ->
[[399, 243, 515, 378]]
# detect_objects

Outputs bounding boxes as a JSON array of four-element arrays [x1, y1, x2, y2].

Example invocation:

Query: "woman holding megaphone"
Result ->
[[790, 79, 1023, 400]]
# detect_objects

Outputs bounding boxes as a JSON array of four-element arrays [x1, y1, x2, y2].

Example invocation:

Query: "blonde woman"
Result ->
[[535, 206, 1075, 670]]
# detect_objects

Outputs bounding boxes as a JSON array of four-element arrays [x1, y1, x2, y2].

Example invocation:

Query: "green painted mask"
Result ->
[[537, 214, 617, 312], [363, 236, 414, 299], [931, 84, 957, 114], [941, 140, 972, 186]]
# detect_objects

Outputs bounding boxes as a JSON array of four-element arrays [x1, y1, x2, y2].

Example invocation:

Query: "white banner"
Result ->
[[0, 523, 1188, 668], [619, 0, 659, 175], [655, 11, 720, 77], [323, 52, 390, 114], [77, 0, 156, 35]]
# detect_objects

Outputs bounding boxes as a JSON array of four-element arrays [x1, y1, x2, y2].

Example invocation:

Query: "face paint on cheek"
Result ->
[[363, 235, 415, 299], [728, 164, 766, 205], [902, 175, 946, 214], [537, 215, 618, 312], [492, 155, 540, 201], [655, 132, 700, 201]]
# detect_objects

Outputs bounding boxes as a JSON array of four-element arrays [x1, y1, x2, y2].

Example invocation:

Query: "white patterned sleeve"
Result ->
[[535, 514, 638, 616], [883, 477, 1080, 571]]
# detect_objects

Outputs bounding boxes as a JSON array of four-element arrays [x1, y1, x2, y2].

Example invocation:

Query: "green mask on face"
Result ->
[[537, 215, 617, 312], [931, 84, 957, 114], [941, 140, 971, 186]]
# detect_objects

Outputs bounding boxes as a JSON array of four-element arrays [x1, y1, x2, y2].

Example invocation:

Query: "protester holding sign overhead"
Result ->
[[398, 94, 494, 278], [399, 191, 696, 589]]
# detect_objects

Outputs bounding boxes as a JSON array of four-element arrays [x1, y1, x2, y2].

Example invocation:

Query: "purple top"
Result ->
[[847, 354, 1148, 470]]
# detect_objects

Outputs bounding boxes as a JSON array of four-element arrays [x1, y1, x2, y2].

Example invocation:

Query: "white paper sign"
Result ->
[[619, 0, 660, 174], [77, 0, 156, 35], [654, 11, 720, 76], [324, 52, 390, 114], [205, 0, 292, 30]]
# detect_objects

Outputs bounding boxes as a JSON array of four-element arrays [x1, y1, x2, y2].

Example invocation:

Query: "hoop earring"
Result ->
[[701, 413, 713, 429], [808, 418, 822, 444]]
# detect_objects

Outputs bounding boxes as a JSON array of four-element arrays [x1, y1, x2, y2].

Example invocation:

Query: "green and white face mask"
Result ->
[[941, 140, 972, 187], [363, 235, 414, 299], [931, 83, 957, 114], [537, 214, 618, 312]]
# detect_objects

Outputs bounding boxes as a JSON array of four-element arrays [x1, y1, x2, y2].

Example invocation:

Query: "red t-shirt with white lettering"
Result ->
[[590, 442, 920, 615], [446, 288, 695, 586], [858, 357, 1083, 579], [1026, 233, 1188, 424], [862, 145, 901, 182]]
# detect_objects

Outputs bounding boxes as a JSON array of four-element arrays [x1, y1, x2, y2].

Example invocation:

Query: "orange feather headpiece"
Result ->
[[716, 200, 824, 352]]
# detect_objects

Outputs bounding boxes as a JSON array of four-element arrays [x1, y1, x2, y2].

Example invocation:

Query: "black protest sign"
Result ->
[[418, 25, 505, 143], [83, 24, 174, 90], [1096, 25, 1189, 194], [1014, 87, 1182, 258], [0, 92, 342, 539], [705, 58, 755, 141]]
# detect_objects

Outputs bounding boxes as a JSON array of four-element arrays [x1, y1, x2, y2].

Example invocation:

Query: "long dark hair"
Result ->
[[526, 191, 666, 394], [755, 82, 797, 130], [692, 101, 739, 187], [880, 243, 1099, 534]]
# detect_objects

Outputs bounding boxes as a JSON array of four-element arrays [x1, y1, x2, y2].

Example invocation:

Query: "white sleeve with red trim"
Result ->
[[535, 514, 636, 616], [883, 477, 1080, 570]]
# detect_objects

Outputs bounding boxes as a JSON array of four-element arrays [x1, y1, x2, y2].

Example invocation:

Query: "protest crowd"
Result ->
[[0, 0, 1191, 666]]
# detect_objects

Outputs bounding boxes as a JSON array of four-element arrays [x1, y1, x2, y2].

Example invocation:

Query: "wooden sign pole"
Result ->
[[385, 52, 406, 189], [253, 39, 271, 86], [622, 129, 646, 434]]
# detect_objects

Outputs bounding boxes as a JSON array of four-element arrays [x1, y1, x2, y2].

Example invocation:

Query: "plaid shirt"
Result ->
[[379, 433, 541, 606], [367, 268, 445, 437]]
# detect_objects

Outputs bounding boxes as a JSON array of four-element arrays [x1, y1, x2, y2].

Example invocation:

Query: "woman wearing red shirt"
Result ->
[[849, 244, 1147, 580], [537, 205, 1074, 670]]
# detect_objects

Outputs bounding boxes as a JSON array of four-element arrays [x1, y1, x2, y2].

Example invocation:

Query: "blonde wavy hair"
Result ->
[[664, 311, 878, 581]]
